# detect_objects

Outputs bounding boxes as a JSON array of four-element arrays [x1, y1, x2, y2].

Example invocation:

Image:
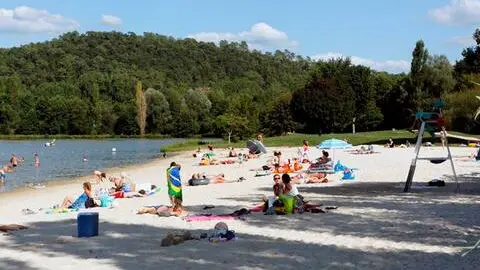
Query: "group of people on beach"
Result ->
[[58, 169, 158, 210], [55, 136, 339, 218]]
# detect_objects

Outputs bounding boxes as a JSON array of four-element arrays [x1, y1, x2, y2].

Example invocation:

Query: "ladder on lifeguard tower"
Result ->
[[404, 121, 459, 192]]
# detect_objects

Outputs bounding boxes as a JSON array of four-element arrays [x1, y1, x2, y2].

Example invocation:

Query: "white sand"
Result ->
[[1, 145, 480, 270]]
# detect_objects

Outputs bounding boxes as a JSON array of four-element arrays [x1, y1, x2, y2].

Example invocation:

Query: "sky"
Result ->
[[0, 0, 479, 73]]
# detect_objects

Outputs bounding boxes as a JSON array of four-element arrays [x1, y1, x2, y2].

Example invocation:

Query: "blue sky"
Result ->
[[0, 0, 479, 73]]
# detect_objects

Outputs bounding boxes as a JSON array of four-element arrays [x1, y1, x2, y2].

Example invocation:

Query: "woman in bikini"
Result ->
[[137, 197, 187, 217]]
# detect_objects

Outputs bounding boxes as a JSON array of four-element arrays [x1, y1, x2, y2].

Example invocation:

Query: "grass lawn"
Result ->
[[162, 130, 420, 152]]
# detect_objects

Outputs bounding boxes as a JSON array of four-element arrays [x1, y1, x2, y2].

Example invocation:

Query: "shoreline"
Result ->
[[0, 151, 184, 198]]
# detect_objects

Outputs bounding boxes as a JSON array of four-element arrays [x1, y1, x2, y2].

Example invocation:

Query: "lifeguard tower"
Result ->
[[404, 98, 459, 192]]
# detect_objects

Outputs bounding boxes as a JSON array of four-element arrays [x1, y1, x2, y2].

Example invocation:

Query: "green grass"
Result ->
[[162, 130, 419, 152]]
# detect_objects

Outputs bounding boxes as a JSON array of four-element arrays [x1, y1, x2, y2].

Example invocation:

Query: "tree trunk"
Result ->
[[135, 81, 147, 135], [228, 131, 232, 144]]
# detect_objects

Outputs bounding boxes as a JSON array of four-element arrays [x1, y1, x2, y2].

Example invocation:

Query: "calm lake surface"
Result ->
[[0, 138, 183, 193]]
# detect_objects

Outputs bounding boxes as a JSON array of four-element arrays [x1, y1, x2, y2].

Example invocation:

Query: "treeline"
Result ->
[[0, 30, 479, 139]]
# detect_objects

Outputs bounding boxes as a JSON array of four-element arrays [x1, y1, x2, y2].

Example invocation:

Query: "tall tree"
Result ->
[[292, 75, 355, 134], [144, 88, 172, 134], [135, 80, 147, 135]]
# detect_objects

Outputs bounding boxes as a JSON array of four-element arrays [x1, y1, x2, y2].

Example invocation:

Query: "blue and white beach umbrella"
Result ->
[[316, 138, 352, 149], [316, 138, 352, 161]]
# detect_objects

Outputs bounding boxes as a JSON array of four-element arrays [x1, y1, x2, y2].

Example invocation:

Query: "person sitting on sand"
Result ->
[[282, 174, 303, 200], [385, 138, 395, 148], [273, 174, 284, 197], [256, 174, 285, 212], [60, 182, 94, 209], [94, 170, 107, 184], [313, 151, 331, 167], [293, 158, 303, 171], [137, 197, 187, 217], [273, 151, 284, 165], [228, 148, 237, 157]]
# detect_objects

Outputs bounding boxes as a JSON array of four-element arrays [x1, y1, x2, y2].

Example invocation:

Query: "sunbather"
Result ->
[[0, 224, 28, 232], [94, 170, 107, 184], [60, 182, 94, 209], [292, 172, 328, 184], [191, 173, 225, 184], [228, 148, 237, 157], [137, 197, 187, 217], [384, 138, 395, 148]]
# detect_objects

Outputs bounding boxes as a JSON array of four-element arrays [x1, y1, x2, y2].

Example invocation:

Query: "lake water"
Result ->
[[0, 138, 183, 193]]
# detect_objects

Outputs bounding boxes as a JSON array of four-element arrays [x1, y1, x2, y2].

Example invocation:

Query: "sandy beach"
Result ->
[[1, 145, 480, 270]]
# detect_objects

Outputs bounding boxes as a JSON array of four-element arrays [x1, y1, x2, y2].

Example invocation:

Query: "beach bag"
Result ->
[[279, 196, 295, 214], [334, 161, 346, 173]]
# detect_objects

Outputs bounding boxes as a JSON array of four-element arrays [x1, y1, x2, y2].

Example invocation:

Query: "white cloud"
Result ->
[[187, 22, 298, 50], [429, 0, 480, 25], [0, 6, 79, 33], [449, 35, 475, 45], [101, 15, 121, 26], [312, 52, 410, 74]]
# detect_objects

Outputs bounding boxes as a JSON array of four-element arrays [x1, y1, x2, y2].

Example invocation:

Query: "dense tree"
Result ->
[[135, 81, 147, 135], [215, 114, 250, 143], [145, 88, 171, 134], [0, 31, 477, 136], [292, 74, 355, 134], [261, 93, 298, 136]]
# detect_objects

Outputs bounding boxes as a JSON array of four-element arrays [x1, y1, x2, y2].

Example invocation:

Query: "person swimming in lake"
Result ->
[[34, 153, 40, 168], [60, 182, 94, 209], [10, 154, 18, 169], [0, 166, 7, 184]]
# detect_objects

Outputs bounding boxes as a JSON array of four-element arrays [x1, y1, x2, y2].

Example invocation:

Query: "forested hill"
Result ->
[[0, 31, 479, 137], [0, 31, 311, 90]]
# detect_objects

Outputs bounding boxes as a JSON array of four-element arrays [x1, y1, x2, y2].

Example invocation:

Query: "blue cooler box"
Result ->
[[77, 212, 99, 237]]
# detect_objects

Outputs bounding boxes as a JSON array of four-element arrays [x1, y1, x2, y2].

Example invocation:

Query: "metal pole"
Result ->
[[404, 122, 425, 192], [442, 127, 459, 191]]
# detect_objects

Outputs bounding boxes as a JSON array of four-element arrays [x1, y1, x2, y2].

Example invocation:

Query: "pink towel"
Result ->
[[184, 215, 237, 222]]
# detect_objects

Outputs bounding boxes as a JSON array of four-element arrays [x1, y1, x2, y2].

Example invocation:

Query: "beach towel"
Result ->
[[184, 208, 250, 222], [148, 187, 162, 196], [184, 215, 238, 222], [45, 208, 80, 214], [167, 166, 182, 200]]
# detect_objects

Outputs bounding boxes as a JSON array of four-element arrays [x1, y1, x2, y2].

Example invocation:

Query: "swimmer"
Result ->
[[34, 153, 40, 168]]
